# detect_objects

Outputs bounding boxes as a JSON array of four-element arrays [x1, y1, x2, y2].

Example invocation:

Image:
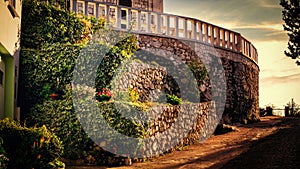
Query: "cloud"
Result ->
[[233, 27, 287, 42], [257, 0, 282, 9], [164, 0, 285, 42], [261, 73, 300, 84], [164, 0, 283, 26]]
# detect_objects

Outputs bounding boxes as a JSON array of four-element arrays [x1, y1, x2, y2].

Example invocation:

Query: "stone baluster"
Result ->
[[221, 29, 225, 47], [106, 4, 110, 23], [117, 6, 121, 29], [209, 26, 214, 45], [236, 34, 242, 52], [175, 16, 179, 38], [84, 1, 88, 16], [166, 15, 170, 36], [137, 10, 141, 32], [202, 23, 208, 43], [157, 13, 161, 34], [147, 12, 151, 33], [95, 3, 99, 19], [215, 27, 220, 46], [127, 8, 132, 30], [226, 31, 230, 49], [184, 19, 188, 39], [72, 0, 77, 12], [193, 20, 197, 41]]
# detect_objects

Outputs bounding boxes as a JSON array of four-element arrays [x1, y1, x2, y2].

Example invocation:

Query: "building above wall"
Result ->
[[0, 0, 22, 120]]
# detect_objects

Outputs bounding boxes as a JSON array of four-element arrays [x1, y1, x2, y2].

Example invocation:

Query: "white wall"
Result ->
[[0, 0, 22, 56]]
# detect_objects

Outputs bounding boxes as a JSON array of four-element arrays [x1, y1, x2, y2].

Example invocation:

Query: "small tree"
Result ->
[[280, 0, 300, 65], [286, 99, 300, 116]]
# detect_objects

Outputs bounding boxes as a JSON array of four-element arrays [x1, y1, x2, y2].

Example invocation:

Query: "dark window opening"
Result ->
[[121, 10, 127, 18], [7, 0, 19, 18], [119, 0, 132, 7], [0, 70, 3, 86], [8, 0, 15, 8]]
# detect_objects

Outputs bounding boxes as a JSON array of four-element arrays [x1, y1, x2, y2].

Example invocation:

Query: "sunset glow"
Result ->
[[164, 0, 300, 108]]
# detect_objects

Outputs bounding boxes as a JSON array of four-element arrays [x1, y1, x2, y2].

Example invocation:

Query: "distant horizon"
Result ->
[[164, 0, 300, 109]]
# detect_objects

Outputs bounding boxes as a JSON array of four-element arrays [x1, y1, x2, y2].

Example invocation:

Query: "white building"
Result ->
[[0, 0, 22, 120]]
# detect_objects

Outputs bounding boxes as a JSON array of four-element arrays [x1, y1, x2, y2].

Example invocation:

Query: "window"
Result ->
[[77, 1, 84, 14], [0, 70, 3, 86], [98, 5, 106, 18], [109, 8, 116, 18], [88, 4, 95, 16]]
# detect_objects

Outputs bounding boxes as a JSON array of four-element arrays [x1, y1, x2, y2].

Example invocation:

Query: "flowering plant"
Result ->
[[96, 88, 112, 102]]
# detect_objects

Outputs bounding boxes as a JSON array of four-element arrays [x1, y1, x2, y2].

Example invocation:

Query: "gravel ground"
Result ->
[[67, 116, 300, 169]]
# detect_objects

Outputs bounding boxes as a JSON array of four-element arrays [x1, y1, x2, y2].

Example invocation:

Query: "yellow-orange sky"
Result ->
[[164, 0, 300, 108]]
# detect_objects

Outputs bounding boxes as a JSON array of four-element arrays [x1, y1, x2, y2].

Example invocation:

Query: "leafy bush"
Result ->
[[27, 99, 148, 161], [19, 43, 82, 118], [0, 118, 64, 169], [186, 60, 208, 86], [0, 137, 8, 169], [21, 0, 86, 49], [27, 100, 90, 159], [166, 94, 182, 105]]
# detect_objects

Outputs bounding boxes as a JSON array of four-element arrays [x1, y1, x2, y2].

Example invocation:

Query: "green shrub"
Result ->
[[166, 94, 182, 105], [0, 137, 8, 169], [27, 100, 90, 159], [27, 99, 148, 161], [19, 43, 82, 117], [21, 0, 86, 49], [0, 118, 64, 169]]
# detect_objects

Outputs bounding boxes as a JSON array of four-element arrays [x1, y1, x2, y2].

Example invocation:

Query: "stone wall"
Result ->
[[136, 34, 260, 124]]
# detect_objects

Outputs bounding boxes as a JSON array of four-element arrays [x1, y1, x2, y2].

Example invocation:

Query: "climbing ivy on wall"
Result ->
[[19, 0, 137, 117], [21, 0, 86, 49], [18, 0, 140, 163]]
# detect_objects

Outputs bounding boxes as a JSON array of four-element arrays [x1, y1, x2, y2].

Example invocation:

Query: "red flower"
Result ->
[[50, 93, 58, 100]]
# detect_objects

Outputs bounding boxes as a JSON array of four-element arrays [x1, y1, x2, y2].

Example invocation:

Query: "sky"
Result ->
[[163, 0, 300, 108]]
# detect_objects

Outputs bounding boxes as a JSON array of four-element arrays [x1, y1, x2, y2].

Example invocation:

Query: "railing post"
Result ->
[[210, 26, 214, 45], [106, 5, 110, 23], [184, 19, 188, 39], [166, 15, 170, 36], [117, 6, 121, 29], [175, 16, 179, 38], [248, 43, 251, 57], [205, 24, 209, 43], [222, 29, 226, 47], [157, 13, 161, 34], [199, 22, 203, 42], [147, 12, 151, 33], [193, 20, 197, 41], [84, 1, 88, 16], [216, 27, 220, 46], [226, 31, 230, 49], [95, 3, 99, 19], [73, 0, 77, 12], [127, 8, 132, 30], [137, 10, 141, 32]]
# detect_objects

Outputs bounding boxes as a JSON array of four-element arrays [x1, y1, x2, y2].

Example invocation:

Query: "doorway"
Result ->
[[0, 60, 5, 118], [119, 0, 132, 7]]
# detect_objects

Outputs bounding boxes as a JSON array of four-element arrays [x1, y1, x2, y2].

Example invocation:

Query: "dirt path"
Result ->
[[221, 117, 300, 169], [67, 116, 298, 169]]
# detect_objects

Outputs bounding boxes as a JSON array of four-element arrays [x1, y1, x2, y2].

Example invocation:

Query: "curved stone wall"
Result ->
[[136, 34, 260, 123]]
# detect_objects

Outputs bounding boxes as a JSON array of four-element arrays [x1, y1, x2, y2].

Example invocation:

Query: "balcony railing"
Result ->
[[71, 0, 258, 63]]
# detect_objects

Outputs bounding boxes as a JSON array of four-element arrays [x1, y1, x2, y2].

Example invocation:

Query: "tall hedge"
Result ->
[[19, 0, 139, 163], [21, 0, 85, 49]]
